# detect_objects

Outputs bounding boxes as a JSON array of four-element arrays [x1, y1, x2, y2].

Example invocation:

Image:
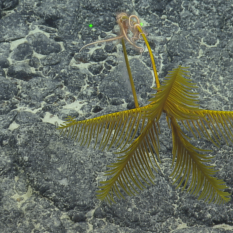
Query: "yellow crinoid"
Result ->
[[58, 13, 233, 205]]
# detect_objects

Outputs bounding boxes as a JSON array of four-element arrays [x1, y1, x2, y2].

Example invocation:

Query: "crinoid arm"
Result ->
[[169, 116, 231, 204], [179, 108, 233, 148], [57, 105, 153, 152], [145, 65, 231, 204], [96, 118, 161, 204]]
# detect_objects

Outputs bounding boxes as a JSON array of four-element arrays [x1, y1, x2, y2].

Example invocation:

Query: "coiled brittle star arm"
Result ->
[[79, 35, 124, 52], [117, 13, 144, 53], [79, 13, 129, 52], [79, 13, 145, 53], [128, 15, 148, 44]]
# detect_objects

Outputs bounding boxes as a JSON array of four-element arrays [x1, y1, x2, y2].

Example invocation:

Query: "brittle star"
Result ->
[[79, 13, 146, 53], [128, 15, 148, 44]]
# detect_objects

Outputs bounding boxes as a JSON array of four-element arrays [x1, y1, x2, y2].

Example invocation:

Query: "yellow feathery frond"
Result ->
[[96, 119, 161, 204], [178, 108, 233, 147], [57, 61, 233, 205], [169, 117, 231, 204], [57, 105, 152, 151], [95, 67, 202, 203], [198, 109, 233, 145], [144, 66, 200, 121]]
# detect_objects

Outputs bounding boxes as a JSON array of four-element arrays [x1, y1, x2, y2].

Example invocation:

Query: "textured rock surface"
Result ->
[[0, 0, 233, 232]]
